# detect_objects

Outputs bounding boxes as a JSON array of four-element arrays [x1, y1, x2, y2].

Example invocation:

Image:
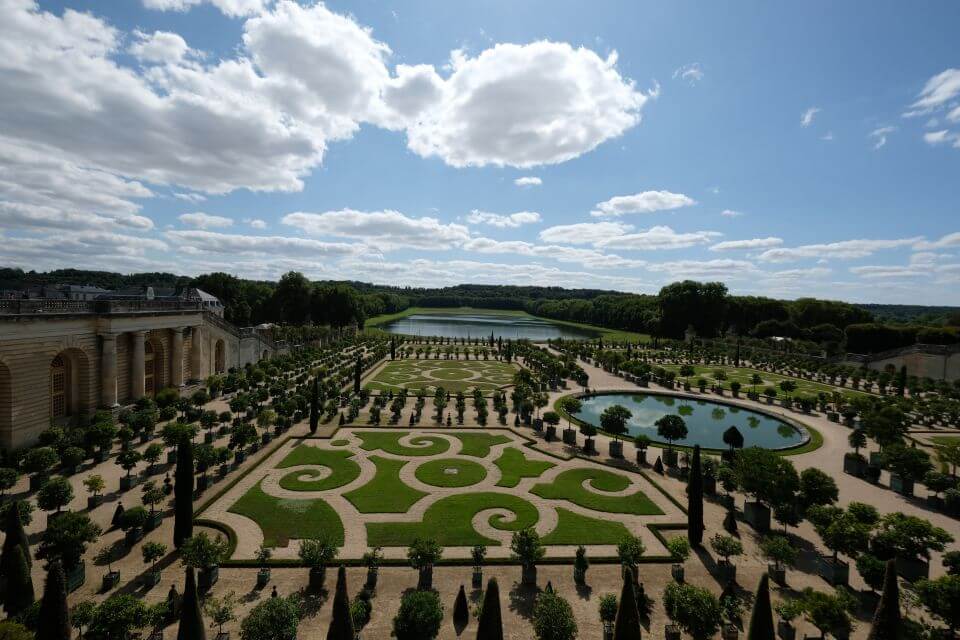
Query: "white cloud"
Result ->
[[869, 126, 896, 150], [514, 176, 542, 187], [246, 218, 268, 229], [923, 129, 957, 146], [914, 232, 960, 250], [850, 265, 928, 279], [720, 209, 743, 218], [142, 0, 268, 18], [647, 259, 757, 279], [465, 210, 541, 228], [173, 192, 206, 203], [165, 229, 366, 257], [402, 42, 650, 168], [591, 190, 696, 217], [178, 212, 234, 229], [710, 237, 783, 252], [905, 68, 960, 116], [758, 237, 922, 262], [129, 30, 194, 64], [800, 107, 820, 127], [598, 226, 722, 251], [768, 267, 832, 280], [281, 209, 471, 250], [673, 63, 703, 85], [460, 237, 645, 269], [538, 221, 633, 246]]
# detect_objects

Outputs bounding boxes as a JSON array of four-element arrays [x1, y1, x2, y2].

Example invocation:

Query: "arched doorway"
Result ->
[[0, 360, 12, 441], [50, 354, 70, 420], [49, 349, 89, 423], [214, 339, 226, 374]]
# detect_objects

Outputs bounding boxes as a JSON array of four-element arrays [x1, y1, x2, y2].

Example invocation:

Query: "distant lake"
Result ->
[[380, 313, 600, 341]]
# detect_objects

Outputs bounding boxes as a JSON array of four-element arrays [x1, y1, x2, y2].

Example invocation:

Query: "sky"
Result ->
[[1, 0, 959, 304]]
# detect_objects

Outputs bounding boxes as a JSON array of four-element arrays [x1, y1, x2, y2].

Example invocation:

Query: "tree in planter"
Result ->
[[798, 468, 838, 515], [924, 471, 956, 504], [143, 443, 164, 474], [116, 449, 142, 482], [760, 536, 797, 584], [204, 590, 237, 639], [747, 573, 774, 640], [798, 588, 856, 640], [807, 504, 875, 574], [558, 397, 582, 432], [142, 481, 165, 520], [70, 601, 95, 640], [943, 550, 960, 576], [0, 544, 34, 618], [174, 439, 194, 549], [299, 537, 338, 589], [142, 541, 167, 584], [732, 447, 799, 531], [532, 589, 577, 640], [407, 537, 442, 589], [180, 533, 229, 587], [688, 444, 704, 546], [848, 429, 867, 457], [667, 538, 691, 582], [512, 528, 545, 587], [574, 546, 589, 586], [326, 566, 354, 640], [655, 415, 688, 458], [23, 447, 59, 485], [710, 534, 743, 578], [881, 444, 933, 493], [37, 476, 74, 515], [83, 474, 105, 507], [35, 560, 70, 640], [617, 535, 646, 584], [862, 406, 907, 452], [663, 582, 723, 640], [471, 544, 487, 587], [599, 593, 619, 631], [870, 512, 953, 571], [86, 594, 146, 640], [392, 590, 443, 640], [37, 512, 101, 576], [600, 404, 632, 443], [118, 506, 148, 542], [240, 595, 301, 640], [0, 466, 19, 499], [579, 422, 599, 453], [543, 411, 561, 436], [915, 574, 960, 636]]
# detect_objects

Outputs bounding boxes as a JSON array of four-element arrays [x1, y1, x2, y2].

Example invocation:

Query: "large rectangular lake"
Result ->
[[379, 312, 600, 341]]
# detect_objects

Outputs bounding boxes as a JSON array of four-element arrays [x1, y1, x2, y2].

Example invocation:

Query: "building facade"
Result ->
[[0, 298, 282, 450]]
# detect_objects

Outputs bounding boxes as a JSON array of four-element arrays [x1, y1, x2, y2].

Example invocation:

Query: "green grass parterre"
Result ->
[[365, 359, 518, 393]]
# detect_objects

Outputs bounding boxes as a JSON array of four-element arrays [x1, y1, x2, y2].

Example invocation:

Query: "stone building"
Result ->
[[0, 296, 282, 450]]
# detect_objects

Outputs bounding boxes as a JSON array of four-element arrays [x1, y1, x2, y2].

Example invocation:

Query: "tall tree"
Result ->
[[476, 577, 504, 640], [309, 378, 319, 434], [174, 439, 194, 549], [613, 567, 642, 640], [354, 357, 362, 394], [36, 560, 71, 640], [326, 566, 354, 640], [867, 560, 900, 640], [273, 271, 312, 325], [746, 574, 774, 640], [177, 568, 206, 640], [1, 545, 34, 618], [688, 445, 704, 547]]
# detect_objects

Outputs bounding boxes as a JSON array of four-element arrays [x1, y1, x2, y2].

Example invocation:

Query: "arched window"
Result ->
[[215, 340, 225, 374], [50, 355, 67, 419], [145, 342, 156, 397]]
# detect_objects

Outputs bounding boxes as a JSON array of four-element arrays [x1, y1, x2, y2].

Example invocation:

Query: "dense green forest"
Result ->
[[2, 268, 959, 353]]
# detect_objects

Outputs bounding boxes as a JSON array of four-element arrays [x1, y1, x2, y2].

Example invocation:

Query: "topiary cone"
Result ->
[[613, 566, 642, 640], [746, 574, 774, 640], [177, 568, 206, 640], [688, 445, 704, 547], [36, 560, 71, 640], [326, 565, 354, 640], [453, 584, 469, 630], [476, 577, 503, 640], [174, 439, 194, 549]]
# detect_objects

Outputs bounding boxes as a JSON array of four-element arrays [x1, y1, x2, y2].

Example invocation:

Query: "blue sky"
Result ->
[[1, 0, 959, 304]]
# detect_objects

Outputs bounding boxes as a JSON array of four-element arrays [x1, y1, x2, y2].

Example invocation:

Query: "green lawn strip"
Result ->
[[414, 458, 487, 488], [660, 364, 869, 400], [331, 439, 350, 446], [541, 508, 633, 545], [227, 479, 344, 548], [531, 468, 663, 516], [494, 447, 556, 488], [276, 446, 361, 491], [453, 432, 512, 457], [366, 492, 539, 547], [343, 456, 427, 513], [355, 431, 451, 456], [931, 435, 960, 446]]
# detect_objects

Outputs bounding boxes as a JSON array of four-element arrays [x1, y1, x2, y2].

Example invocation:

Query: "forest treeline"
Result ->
[[2, 268, 958, 354]]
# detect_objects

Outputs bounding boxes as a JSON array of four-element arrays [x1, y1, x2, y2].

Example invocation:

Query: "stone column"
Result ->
[[131, 330, 146, 399], [190, 326, 204, 382], [100, 332, 118, 407], [170, 328, 185, 388]]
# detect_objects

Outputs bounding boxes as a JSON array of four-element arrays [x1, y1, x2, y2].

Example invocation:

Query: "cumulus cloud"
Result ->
[[800, 107, 820, 127], [646, 259, 757, 278], [538, 221, 633, 246], [281, 209, 471, 250], [758, 237, 922, 262], [165, 229, 365, 257], [673, 63, 703, 85], [465, 210, 541, 228], [850, 265, 928, 279], [598, 226, 721, 251], [142, 0, 268, 18], [914, 232, 960, 250], [246, 218, 267, 229], [591, 190, 696, 217], [129, 30, 194, 64], [460, 237, 645, 269], [709, 237, 783, 251], [173, 192, 206, 203], [514, 176, 542, 187], [402, 42, 650, 168], [178, 212, 234, 229]]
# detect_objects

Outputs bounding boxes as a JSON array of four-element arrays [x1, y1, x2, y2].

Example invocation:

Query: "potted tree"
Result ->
[[761, 535, 797, 585], [871, 512, 953, 581], [362, 545, 383, 590], [579, 422, 598, 455], [299, 536, 337, 591], [807, 504, 876, 587], [24, 446, 59, 491], [116, 449, 142, 492], [573, 545, 589, 586], [256, 545, 272, 588], [799, 588, 855, 640], [141, 481, 165, 531], [882, 444, 933, 497], [143, 443, 164, 476], [843, 429, 868, 477], [512, 527, 545, 588], [664, 582, 723, 640], [181, 532, 229, 593], [471, 544, 486, 589], [600, 404, 632, 459], [543, 411, 561, 442], [774, 599, 802, 640], [83, 474, 106, 510], [141, 541, 167, 588], [119, 506, 148, 545], [559, 397, 581, 445], [732, 447, 799, 534], [617, 535, 646, 586], [710, 534, 743, 584], [668, 537, 691, 582], [38, 512, 101, 591], [37, 476, 74, 521], [60, 446, 85, 475], [95, 546, 121, 591], [598, 593, 618, 640], [655, 415, 687, 467], [204, 591, 237, 640], [408, 537, 442, 590], [634, 434, 651, 465]]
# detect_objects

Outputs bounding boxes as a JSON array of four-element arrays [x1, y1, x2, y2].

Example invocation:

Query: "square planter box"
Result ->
[[87, 495, 104, 510], [768, 563, 786, 585], [145, 570, 162, 588], [664, 449, 679, 467], [718, 560, 736, 584], [125, 528, 145, 545], [471, 568, 482, 589], [895, 556, 929, 582], [417, 566, 433, 590], [927, 495, 945, 510], [778, 621, 796, 640], [671, 564, 685, 582], [102, 570, 121, 591], [199, 566, 220, 593], [865, 465, 882, 484], [144, 511, 163, 532], [843, 454, 867, 477], [204, 432, 215, 444], [120, 475, 140, 492], [609, 440, 624, 459], [256, 568, 271, 589], [66, 561, 86, 592], [140, 433, 152, 445], [869, 451, 884, 467], [703, 476, 717, 496], [722, 624, 739, 640], [635, 449, 647, 465], [309, 566, 326, 591], [744, 501, 771, 533], [545, 426, 557, 442], [562, 429, 577, 445], [196, 475, 210, 493], [582, 439, 597, 455], [261, 433, 271, 445], [167, 451, 178, 465], [890, 474, 914, 496], [95, 450, 109, 463], [521, 565, 537, 587], [818, 556, 849, 587]]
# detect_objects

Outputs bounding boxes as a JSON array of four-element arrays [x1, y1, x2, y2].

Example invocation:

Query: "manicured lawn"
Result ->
[[660, 364, 870, 400], [366, 492, 539, 547], [365, 359, 517, 393], [356, 431, 451, 456], [531, 468, 663, 515], [331, 439, 350, 446], [276, 446, 360, 491], [415, 458, 487, 488], [931, 435, 960, 446], [228, 479, 344, 548], [453, 432, 511, 457], [541, 508, 633, 545], [494, 447, 555, 488], [343, 455, 427, 513]]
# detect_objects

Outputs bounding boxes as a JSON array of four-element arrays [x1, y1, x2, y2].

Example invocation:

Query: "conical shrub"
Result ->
[[1, 545, 34, 618], [688, 445, 704, 547], [326, 565, 354, 640], [613, 566, 642, 640], [453, 584, 469, 630], [36, 560, 71, 640], [476, 577, 503, 640], [177, 568, 206, 640], [747, 574, 774, 640], [174, 440, 194, 549]]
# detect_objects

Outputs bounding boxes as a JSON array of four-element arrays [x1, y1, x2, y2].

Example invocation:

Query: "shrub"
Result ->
[[86, 595, 146, 640], [532, 590, 577, 640], [37, 512, 101, 569], [664, 582, 722, 640], [240, 596, 301, 640], [392, 590, 443, 640], [180, 533, 228, 569], [37, 477, 74, 513]]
